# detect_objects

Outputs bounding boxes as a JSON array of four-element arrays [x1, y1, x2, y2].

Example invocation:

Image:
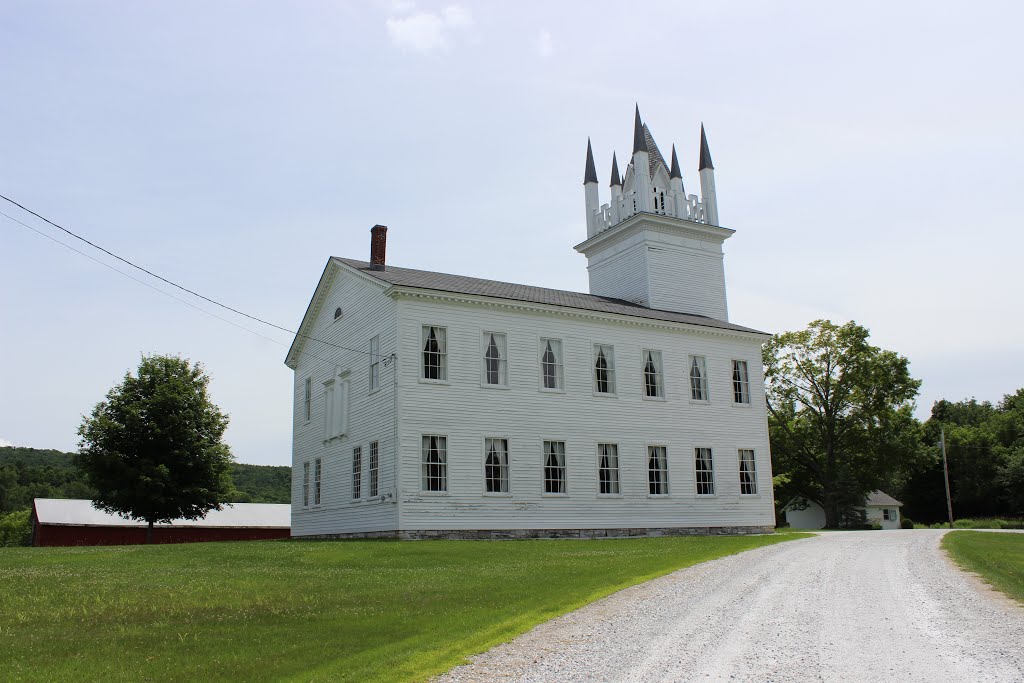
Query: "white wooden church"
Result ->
[[286, 107, 776, 539]]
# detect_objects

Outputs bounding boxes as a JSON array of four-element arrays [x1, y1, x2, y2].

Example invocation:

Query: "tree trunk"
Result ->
[[146, 520, 154, 545]]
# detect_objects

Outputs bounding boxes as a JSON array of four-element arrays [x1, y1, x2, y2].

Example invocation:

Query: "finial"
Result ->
[[699, 123, 714, 170], [584, 138, 598, 185], [610, 152, 621, 186], [669, 144, 682, 179], [632, 105, 648, 155]]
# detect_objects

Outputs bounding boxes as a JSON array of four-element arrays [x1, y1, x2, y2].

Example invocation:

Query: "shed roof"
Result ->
[[333, 258, 766, 335], [33, 499, 290, 529], [864, 491, 903, 507]]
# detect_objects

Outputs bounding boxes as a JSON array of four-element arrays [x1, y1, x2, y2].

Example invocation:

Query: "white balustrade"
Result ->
[[593, 189, 706, 234]]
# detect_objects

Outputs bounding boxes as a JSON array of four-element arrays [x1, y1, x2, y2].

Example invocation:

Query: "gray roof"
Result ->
[[334, 257, 767, 335], [699, 123, 714, 170], [632, 105, 648, 154], [610, 151, 621, 186], [584, 138, 598, 185], [643, 124, 670, 180], [669, 144, 682, 180], [34, 498, 290, 528], [865, 491, 903, 507]]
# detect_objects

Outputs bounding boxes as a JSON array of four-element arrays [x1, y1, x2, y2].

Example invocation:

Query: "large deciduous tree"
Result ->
[[77, 355, 234, 543], [764, 320, 923, 528]]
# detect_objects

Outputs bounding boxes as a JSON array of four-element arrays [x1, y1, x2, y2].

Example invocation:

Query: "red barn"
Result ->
[[31, 498, 291, 546]]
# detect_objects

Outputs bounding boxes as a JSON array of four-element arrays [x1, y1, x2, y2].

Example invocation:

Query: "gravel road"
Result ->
[[437, 531, 1024, 682]]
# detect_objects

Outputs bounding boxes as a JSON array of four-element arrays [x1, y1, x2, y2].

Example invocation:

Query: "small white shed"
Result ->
[[783, 491, 903, 529]]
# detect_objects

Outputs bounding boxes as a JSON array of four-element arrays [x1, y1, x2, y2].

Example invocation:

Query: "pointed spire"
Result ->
[[584, 138, 598, 185], [669, 144, 682, 179], [699, 123, 714, 170], [610, 152, 621, 186], [632, 104, 648, 155]]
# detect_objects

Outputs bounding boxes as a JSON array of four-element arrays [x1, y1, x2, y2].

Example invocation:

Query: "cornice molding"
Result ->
[[574, 212, 734, 257]]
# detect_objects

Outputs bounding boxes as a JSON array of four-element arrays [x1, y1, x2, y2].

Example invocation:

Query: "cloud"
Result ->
[[0, 437, 14, 448], [537, 29, 554, 58], [385, 4, 474, 54]]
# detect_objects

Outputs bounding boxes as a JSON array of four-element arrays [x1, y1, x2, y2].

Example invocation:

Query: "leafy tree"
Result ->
[[76, 355, 234, 543], [0, 509, 32, 547], [764, 320, 923, 528]]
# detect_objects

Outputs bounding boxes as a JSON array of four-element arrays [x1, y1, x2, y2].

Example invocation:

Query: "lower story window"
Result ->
[[314, 458, 322, 505], [695, 448, 714, 496], [352, 447, 362, 500], [598, 443, 620, 495], [369, 441, 379, 497], [422, 435, 447, 492], [648, 446, 668, 495], [302, 461, 310, 507], [484, 437, 509, 493], [738, 449, 757, 495], [544, 440, 566, 494]]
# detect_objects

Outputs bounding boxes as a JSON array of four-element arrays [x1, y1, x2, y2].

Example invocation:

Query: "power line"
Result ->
[[0, 194, 375, 359]]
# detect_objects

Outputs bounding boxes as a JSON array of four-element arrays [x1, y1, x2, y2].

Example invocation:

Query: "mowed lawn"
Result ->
[[0, 534, 803, 682], [943, 530, 1024, 603]]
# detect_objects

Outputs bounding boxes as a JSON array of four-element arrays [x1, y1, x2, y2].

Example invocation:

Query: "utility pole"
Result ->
[[941, 427, 954, 528]]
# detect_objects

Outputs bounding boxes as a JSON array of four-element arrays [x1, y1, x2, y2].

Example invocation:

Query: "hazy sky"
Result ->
[[2, 1, 1022, 465]]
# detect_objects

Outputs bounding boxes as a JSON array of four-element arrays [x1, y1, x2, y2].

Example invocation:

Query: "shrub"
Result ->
[[901, 517, 914, 529], [953, 518, 1024, 530], [0, 508, 32, 547]]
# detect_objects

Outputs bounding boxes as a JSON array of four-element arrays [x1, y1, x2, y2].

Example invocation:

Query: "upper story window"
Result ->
[[543, 440, 566, 494], [695, 447, 715, 496], [334, 307, 343, 320], [352, 446, 362, 500], [313, 457, 322, 505], [648, 446, 669, 495], [598, 443, 620, 495], [421, 435, 447, 492], [739, 449, 757, 495], [732, 360, 750, 404], [421, 326, 447, 381], [369, 441, 380, 498], [482, 332, 508, 386], [643, 350, 664, 398], [369, 336, 380, 392], [302, 461, 310, 507], [540, 338, 564, 391], [303, 377, 311, 421], [484, 437, 509, 493], [593, 344, 616, 395], [689, 355, 709, 401]]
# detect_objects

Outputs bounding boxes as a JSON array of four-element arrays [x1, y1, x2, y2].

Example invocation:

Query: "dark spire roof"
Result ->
[[643, 124, 669, 179], [669, 144, 682, 179], [584, 138, 598, 184], [699, 123, 714, 170], [632, 105, 648, 155], [610, 152, 621, 186]]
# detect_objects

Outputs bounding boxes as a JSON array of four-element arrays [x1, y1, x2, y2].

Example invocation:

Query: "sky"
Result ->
[[1, 1, 1022, 465]]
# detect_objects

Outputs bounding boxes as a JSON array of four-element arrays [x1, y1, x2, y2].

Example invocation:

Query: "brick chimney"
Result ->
[[370, 224, 387, 271]]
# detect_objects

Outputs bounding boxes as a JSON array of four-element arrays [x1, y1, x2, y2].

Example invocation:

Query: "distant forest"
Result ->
[[0, 446, 291, 515]]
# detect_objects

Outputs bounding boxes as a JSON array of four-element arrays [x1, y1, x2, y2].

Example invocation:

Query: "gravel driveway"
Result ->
[[437, 530, 1024, 682]]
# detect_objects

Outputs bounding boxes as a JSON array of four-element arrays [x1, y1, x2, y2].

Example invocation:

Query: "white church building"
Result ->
[[285, 108, 776, 539]]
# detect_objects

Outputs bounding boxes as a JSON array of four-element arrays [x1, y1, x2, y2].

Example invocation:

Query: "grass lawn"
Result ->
[[942, 531, 1024, 604], [0, 533, 804, 682]]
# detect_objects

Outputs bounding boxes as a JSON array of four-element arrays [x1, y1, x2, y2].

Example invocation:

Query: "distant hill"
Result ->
[[0, 446, 291, 514]]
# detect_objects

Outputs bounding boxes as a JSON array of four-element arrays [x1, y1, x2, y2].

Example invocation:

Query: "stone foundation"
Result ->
[[299, 525, 775, 541]]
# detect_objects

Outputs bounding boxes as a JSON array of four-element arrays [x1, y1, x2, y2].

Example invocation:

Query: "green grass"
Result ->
[[0, 534, 805, 682], [916, 518, 1024, 530], [942, 531, 1024, 603]]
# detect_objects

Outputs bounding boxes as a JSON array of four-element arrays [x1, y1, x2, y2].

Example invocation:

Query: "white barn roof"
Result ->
[[33, 498, 290, 529]]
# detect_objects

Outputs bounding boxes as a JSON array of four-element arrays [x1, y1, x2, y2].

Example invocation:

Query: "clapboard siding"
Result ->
[[587, 240, 649, 305], [291, 267, 399, 537], [394, 296, 774, 531], [646, 242, 728, 320]]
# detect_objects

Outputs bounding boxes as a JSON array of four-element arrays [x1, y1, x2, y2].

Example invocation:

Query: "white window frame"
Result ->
[[883, 509, 892, 521], [689, 355, 709, 402], [313, 457, 322, 506], [738, 448, 757, 495], [302, 461, 310, 507], [695, 447, 715, 496], [539, 338, 564, 392], [732, 359, 750, 405], [648, 445, 669, 496], [369, 336, 381, 393], [642, 349, 665, 400], [420, 325, 448, 383], [597, 443, 620, 496], [482, 437, 510, 495], [421, 434, 448, 493], [593, 344, 617, 396], [369, 440, 379, 498], [481, 331, 509, 388], [542, 439, 567, 495], [303, 377, 311, 421], [352, 446, 362, 500]]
